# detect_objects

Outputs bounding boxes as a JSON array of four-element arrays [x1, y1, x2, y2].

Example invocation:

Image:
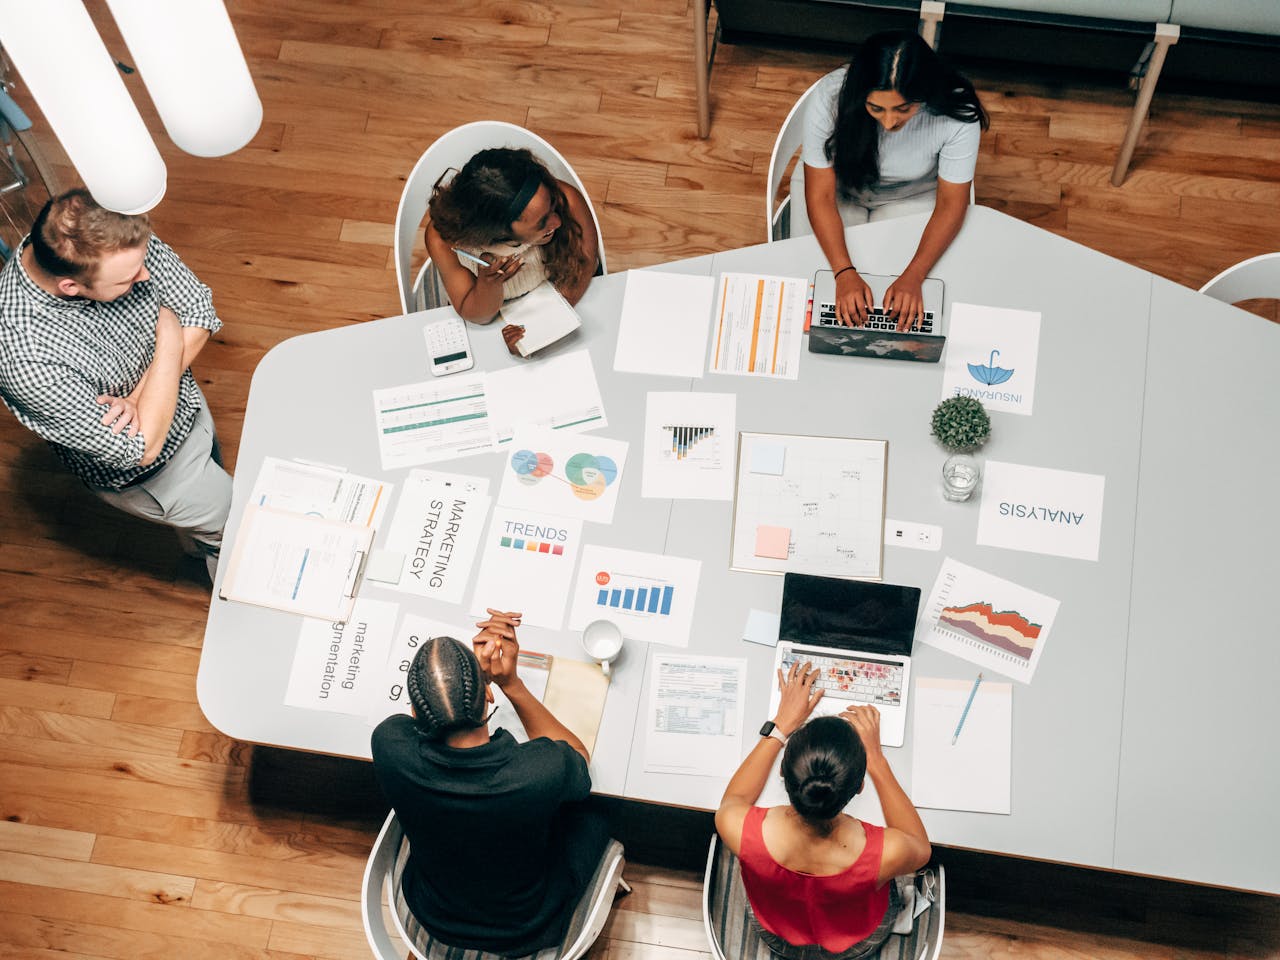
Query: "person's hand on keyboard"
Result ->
[[835, 267, 874, 326], [884, 273, 925, 332]]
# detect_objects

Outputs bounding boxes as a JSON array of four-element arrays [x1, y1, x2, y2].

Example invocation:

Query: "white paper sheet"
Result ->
[[285, 598, 399, 714], [910, 676, 1013, 814], [977, 461, 1106, 562], [379, 469, 491, 603], [366, 612, 469, 726], [498, 427, 629, 524], [486, 349, 607, 446], [709, 273, 806, 379], [741, 608, 781, 647], [641, 392, 736, 500], [470, 506, 584, 629], [918, 558, 1060, 684], [373, 374, 494, 470], [489, 651, 552, 742], [567, 545, 702, 648], [250, 457, 391, 528], [940, 303, 1041, 416], [613, 270, 715, 378], [644, 654, 746, 778]]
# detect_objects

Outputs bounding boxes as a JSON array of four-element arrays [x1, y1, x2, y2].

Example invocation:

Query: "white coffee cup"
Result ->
[[582, 619, 624, 679]]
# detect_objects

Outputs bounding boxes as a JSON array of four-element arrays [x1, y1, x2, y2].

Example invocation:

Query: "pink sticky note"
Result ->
[[755, 525, 791, 560]]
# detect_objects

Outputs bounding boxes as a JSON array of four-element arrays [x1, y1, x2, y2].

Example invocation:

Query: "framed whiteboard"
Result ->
[[729, 431, 887, 580]]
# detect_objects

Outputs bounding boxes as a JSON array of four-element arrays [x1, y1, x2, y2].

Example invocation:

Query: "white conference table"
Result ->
[[199, 207, 1279, 894]]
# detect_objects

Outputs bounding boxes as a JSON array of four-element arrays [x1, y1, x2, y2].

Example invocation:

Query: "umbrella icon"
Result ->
[[968, 349, 1015, 385]]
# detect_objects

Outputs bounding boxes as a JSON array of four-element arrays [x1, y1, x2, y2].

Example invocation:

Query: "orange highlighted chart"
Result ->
[[709, 273, 807, 379], [920, 557, 1060, 683]]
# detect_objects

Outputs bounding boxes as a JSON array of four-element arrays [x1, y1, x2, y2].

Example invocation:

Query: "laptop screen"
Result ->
[[779, 573, 920, 657]]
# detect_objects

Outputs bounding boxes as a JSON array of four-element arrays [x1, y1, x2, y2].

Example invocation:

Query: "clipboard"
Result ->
[[219, 504, 374, 622]]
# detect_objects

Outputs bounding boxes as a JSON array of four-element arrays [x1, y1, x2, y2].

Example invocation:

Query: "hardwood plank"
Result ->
[[0, 650, 72, 685], [66, 661, 197, 704], [111, 695, 217, 733], [266, 918, 373, 959], [604, 908, 709, 952], [0, 676, 115, 719], [0, 850, 193, 905], [0, 821, 95, 861], [189, 878, 362, 927], [0, 910, 277, 960], [0, 706, 185, 758]]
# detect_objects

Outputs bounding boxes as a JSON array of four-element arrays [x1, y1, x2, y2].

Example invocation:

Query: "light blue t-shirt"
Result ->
[[801, 67, 981, 204]]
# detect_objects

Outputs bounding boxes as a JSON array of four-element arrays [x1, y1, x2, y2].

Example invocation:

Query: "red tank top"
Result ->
[[737, 806, 890, 953]]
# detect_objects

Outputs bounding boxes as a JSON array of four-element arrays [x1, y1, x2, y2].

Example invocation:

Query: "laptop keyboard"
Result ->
[[780, 650, 904, 708], [817, 303, 935, 334]]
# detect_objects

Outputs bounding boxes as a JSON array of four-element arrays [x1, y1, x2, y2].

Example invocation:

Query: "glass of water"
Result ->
[[941, 453, 980, 501]]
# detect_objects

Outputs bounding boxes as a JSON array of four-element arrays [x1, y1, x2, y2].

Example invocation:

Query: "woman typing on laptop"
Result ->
[[794, 31, 987, 331], [715, 663, 932, 959]]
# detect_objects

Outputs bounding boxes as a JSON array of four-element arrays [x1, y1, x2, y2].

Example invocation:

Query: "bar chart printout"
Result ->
[[568, 545, 702, 647], [641, 392, 736, 500]]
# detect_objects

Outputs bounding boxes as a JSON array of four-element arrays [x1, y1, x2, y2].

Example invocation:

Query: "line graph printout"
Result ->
[[919, 557, 1060, 683], [486, 349, 608, 446], [641, 392, 736, 500], [373, 374, 494, 470], [709, 273, 806, 379], [730, 432, 887, 580]]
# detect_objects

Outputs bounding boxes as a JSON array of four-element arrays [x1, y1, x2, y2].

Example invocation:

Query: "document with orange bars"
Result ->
[[709, 273, 806, 379]]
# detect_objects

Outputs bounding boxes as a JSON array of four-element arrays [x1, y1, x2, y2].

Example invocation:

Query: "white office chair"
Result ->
[[1198, 252, 1280, 306], [765, 79, 823, 243], [393, 121, 609, 315], [701, 835, 945, 960], [362, 810, 629, 960]]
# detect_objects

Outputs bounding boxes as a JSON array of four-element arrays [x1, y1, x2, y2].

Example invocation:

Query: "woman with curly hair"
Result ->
[[795, 30, 988, 331], [425, 147, 599, 332]]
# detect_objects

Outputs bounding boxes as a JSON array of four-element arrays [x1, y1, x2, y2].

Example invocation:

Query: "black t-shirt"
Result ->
[[371, 716, 592, 952]]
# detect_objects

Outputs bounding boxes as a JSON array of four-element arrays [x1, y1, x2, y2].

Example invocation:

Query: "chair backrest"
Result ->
[[1198, 252, 1280, 305], [363, 810, 625, 960], [765, 79, 824, 244], [701, 835, 729, 960], [394, 121, 608, 316]]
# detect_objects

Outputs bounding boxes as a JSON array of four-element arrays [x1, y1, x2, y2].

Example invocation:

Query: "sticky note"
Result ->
[[754, 525, 790, 559], [364, 549, 405, 585], [742, 608, 781, 647], [750, 442, 786, 476]]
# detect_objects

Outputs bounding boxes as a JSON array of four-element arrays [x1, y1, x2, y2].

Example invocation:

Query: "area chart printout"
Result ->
[[641, 392, 736, 500], [568, 545, 702, 647], [373, 374, 493, 470], [644, 654, 746, 778], [379, 469, 491, 604], [250, 457, 391, 528], [919, 558, 1060, 684], [709, 273, 806, 379]]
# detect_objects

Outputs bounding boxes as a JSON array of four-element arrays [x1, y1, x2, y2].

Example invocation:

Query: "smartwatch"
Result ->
[[759, 720, 788, 746]]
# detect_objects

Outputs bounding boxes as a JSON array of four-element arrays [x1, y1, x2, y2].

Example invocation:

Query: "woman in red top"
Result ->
[[715, 663, 932, 959]]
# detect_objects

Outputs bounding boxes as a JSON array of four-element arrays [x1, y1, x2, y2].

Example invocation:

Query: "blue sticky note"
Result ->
[[750, 442, 786, 476], [742, 608, 781, 647]]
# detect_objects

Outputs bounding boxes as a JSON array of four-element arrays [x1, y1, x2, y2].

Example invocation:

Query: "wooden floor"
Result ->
[[2, 1, 1279, 957]]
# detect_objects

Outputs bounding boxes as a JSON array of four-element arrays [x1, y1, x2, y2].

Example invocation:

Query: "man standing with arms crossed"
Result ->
[[0, 189, 230, 581]]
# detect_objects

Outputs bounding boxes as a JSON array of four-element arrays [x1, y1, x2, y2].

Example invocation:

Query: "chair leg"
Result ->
[[618, 877, 633, 896], [693, 0, 711, 138], [1111, 23, 1179, 187], [919, 1, 945, 50]]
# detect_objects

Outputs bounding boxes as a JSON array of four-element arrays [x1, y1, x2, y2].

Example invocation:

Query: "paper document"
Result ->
[[488, 650, 552, 742], [641, 392, 736, 500], [977, 461, 1106, 562], [644, 654, 746, 778], [500, 281, 581, 357], [940, 303, 1042, 416], [731, 432, 887, 580], [498, 427, 629, 524], [470, 506, 583, 629], [741, 608, 780, 647], [568, 545, 702, 648], [543, 657, 610, 754], [373, 374, 494, 470], [910, 677, 1013, 814], [380, 469, 491, 603], [366, 613, 469, 725], [285, 598, 399, 714], [250, 457, 390, 528], [486, 349, 607, 445], [220, 506, 373, 622], [709, 273, 806, 379], [919, 558, 1060, 684], [614, 270, 715, 378]]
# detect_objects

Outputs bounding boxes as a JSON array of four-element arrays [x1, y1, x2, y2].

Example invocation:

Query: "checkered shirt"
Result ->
[[0, 234, 223, 489]]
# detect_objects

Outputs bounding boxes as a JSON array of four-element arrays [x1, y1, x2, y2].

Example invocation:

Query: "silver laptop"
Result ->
[[809, 270, 947, 363], [767, 573, 921, 747]]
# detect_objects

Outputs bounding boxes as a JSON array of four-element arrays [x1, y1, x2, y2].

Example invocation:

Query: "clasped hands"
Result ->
[[472, 607, 524, 689], [833, 268, 927, 332]]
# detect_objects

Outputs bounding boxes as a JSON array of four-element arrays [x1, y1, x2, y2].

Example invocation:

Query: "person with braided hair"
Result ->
[[715, 663, 932, 960], [371, 608, 610, 954]]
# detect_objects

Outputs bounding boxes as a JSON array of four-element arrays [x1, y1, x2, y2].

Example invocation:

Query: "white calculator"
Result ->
[[423, 316, 475, 376]]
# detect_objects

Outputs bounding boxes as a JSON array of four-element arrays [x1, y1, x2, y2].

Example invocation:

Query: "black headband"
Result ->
[[503, 173, 542, 226]]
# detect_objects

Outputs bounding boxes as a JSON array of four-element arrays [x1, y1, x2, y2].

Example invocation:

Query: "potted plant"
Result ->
[[930, 396, 991, 452]]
